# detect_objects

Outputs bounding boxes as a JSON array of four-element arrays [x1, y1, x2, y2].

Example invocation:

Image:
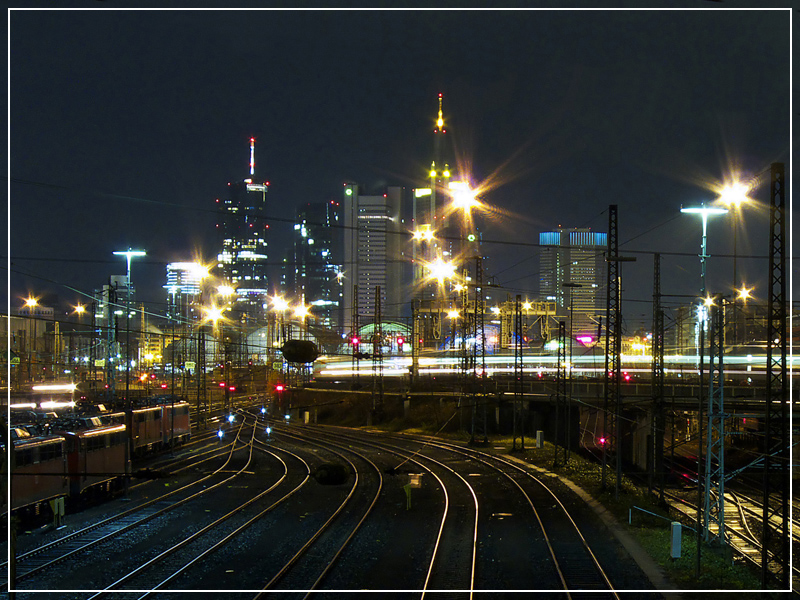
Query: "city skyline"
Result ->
[[8, 6, 791, 334]]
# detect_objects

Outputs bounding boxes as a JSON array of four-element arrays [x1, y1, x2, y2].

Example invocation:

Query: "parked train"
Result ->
[[10, 400, 191, 518]]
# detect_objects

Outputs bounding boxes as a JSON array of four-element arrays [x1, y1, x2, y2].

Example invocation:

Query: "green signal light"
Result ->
[[467, 234, 476, 242]]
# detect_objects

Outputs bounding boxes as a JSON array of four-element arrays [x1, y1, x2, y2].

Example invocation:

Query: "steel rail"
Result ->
[[286, 424, 478, 598], [4, 418, 252, 589], [252, 426, 382, 595], [321, 425, 618, 597]]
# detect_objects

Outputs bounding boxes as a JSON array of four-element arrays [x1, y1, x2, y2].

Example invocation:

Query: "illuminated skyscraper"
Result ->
[[342, 184, 404, 334], [286, 200, 344, 332], [216, 138, 270, 317], [164, 262, 206, 321], [539, 228, 607, 337], [411, 94, 453, 299]]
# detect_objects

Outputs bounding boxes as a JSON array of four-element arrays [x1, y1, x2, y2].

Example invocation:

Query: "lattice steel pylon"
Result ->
[[602, 205, 621, 496], [762, 162, 788, 588], [554, 320, 566, 469], [352, 284, 360, 387], [703, 294, 726, 543], [470, 256, 488, 444], [410, 299, 419, 387], [651, 253, 665, 503], [372, 285, 384, 421], [513, 295, 524, 450], [105, 283, 117, 403]]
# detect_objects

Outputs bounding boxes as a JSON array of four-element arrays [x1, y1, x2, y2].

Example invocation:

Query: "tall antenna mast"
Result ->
[[249, 137, 255, 176]]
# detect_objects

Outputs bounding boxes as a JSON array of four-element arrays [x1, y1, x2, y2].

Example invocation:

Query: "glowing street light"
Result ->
[[737, 286, 752, 302], [412, 224, 436, 242], [680, 204, 728, 298], [447, 309, 460, 320], [717, 179, 752, 344], [113, 248, 146, 380], [293, 304, 311, 320], [448, 181, 478, 213], [271, 295, 290, 313], [293, 303, 311, 340], [425, 257, 456, 285], [718, 181, 751, 208], [24, 297, 38, 309], [187, 261, 211, 280], [201, 303, 230, 331], [217, 284, 235, 298]]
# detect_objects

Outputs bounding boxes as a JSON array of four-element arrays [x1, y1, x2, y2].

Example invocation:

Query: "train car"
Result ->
[[161, 401, 191, 446], [11, 430, 68, 514], [130, 405, 164, 455], [99, 411, 126, 426], [61, 424, 127, 499]]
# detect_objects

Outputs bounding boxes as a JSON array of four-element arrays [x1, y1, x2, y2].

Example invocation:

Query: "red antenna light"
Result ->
[[249, 137, 255, 176]]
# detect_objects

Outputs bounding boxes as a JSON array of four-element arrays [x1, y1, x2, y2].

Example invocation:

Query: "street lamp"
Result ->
[[72, 304, 87, 382], [718, 181, 751, 345], [113, 249, 146, 402], [448, 181, 478, 213], [679, 205, 728, 299], [270, 295, 291, 344], [412, 225, 436, 242], [24, 297, 38, 383], [113, 248, 145, 495], [425, 256, 457, 287], [562, 282, 583, 463]]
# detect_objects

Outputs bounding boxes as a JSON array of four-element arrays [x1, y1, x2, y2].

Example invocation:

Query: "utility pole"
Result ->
[[602, 205, 620, 496], [704, 293, 726, 542], [372, 285, 383, 422], [352, 284, 359, 389], [762, 162, 788, 588], [651, 253, 666, 503], [513, 295, 524, 451], [554, 320, 566, 469]]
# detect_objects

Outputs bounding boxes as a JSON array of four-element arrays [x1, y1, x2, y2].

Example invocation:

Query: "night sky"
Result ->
[[8, 4, 792, 330]]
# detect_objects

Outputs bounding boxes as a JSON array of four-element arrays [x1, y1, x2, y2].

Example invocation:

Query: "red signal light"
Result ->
[[219, 382, 225, 387], [351, 337, 359, 345], [275, 384, 285, 392], [160, 383, 168, 389]]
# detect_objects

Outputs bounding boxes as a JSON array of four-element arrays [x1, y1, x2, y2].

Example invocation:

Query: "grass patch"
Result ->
[[634, 527, 763, 598]]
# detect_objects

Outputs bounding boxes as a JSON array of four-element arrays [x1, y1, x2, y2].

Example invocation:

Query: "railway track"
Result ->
[[8, 416, 651, 595], [298, 423, 622, 596], [86, 433, 314, 598], [78, 416, 381, 598], [4, 419, 258, 591]]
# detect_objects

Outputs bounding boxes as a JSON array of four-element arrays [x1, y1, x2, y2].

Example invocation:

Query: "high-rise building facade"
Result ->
[[164, 262, 206, 322], [342, 184, 404, 334], [539, 228, 607, 338], [216, 138, 270, 318], [411, 94, 453, 300], [286, 200, 344, 331]]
